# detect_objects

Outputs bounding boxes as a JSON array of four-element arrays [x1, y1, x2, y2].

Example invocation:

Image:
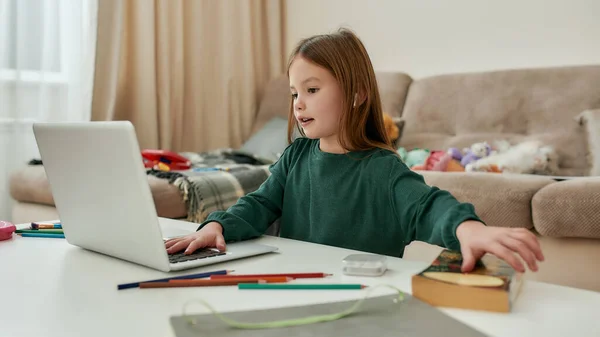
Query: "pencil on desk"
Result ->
[[15, 229, 64, 234], [238, 284, 367, 290], [140, 279, 262, 288], [172, 276, 292, 284], [31, 222, 62, 229], [117, 269, 233, 290], [18, 233, 65, 239], [211, 272, 332, 280]]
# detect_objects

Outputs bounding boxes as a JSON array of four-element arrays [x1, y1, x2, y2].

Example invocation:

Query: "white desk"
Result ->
[[2, 220, 598, 337]]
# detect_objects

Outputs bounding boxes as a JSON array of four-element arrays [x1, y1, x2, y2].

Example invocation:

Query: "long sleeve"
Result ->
[[389, 163, 484, 251], [196, 144, 293, 242]]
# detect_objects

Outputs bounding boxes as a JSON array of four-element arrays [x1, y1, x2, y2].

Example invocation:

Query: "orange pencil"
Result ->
[[211, 272, 331, 280], [173, 276, 292, 284], [139, 279, 262, 288]]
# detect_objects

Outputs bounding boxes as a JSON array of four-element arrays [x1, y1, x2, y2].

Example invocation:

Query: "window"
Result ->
[[0, 0, 96, 121], [0, 0, 86, 84]]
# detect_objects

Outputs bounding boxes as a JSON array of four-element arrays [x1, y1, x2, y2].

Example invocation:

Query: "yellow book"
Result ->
[[411, 250, 523, 313]]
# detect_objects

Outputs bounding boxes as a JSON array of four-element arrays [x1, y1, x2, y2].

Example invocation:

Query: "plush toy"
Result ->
[[398, 147, 430, 168], [397, 147, 408, 160], [383, 113, 400, 142], [459, 142, 492, 167], [414, 151, 465, 172], [466, 140, 558, 174], [447, 147, 463, 161], [531, 145, 559, 175]]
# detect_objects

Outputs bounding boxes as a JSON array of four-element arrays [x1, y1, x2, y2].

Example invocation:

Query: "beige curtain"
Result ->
[[92, 0, 286, 151]]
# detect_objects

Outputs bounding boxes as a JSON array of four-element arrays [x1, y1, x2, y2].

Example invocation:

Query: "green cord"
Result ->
[[182, 284, 405, 330]]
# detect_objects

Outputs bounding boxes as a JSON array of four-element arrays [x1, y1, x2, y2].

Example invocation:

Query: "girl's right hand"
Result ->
[[164, 222, 226, 255]]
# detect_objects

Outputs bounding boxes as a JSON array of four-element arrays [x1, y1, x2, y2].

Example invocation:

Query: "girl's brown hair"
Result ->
[[286, 28, 396, 154]]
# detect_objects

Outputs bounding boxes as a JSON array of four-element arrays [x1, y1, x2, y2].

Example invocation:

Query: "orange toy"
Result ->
[[383, 113, 400, 141]]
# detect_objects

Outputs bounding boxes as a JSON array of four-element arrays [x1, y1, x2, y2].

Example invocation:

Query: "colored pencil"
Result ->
[[18, 233, 65, 239], [238, 284, 367, 290], [15, 229, 64, 234], [31, 223, 62, 229], [172, 276, 292, 284], [211, 272, 332, 280], [140, 279, 261, 288], [117, 269, 232, 290], [192, 167, 229, 172]]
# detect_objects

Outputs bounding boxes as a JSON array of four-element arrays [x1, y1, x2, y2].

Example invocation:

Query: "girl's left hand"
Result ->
[[456, 221, 545, 273]]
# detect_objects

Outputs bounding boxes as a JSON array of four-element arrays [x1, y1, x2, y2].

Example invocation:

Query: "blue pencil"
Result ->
[[117, 269, 231, 290], [18, 233, 65, 239]]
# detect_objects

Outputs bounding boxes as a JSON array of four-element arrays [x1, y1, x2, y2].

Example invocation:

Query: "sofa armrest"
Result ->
[[576, 109, 600, 176]]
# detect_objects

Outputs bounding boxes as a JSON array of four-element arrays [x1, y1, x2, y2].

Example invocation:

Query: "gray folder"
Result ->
[[170, 294, 488, 337]]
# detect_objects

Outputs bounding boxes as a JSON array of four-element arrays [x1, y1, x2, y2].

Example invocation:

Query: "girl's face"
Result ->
[[289, 56, 344, 147]]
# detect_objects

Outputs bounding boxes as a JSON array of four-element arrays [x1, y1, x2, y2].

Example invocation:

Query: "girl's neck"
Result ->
[[318, 136, 347, 154]]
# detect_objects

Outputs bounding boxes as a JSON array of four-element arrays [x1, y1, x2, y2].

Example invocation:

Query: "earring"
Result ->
[[353, 93, 357, 108]]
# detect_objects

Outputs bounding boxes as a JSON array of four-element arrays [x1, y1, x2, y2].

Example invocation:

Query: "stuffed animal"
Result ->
[[398, 147, 430, 168], [459, 142, 492, 167], [397, 147, 408, 160], [531, 145, 559, 175], [414, 151, 465, 172], [383, 113, 400, 142], [447, 147, 463, 161], [466, 140, 558, 174]]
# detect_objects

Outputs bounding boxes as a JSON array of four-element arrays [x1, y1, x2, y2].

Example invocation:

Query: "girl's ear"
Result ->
[[353, 92, 367, 107]]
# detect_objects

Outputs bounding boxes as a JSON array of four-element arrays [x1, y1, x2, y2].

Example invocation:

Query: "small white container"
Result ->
[[342, 254, 387, 277]]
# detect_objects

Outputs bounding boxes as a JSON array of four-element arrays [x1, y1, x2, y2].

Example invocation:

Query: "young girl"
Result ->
[[166, 29, 544, 273]]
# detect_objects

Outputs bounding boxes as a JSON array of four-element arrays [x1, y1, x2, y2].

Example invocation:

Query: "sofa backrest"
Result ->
[[398, 65, 600, 176], [254, 65, 600, 176], [252, 72, 413, 134]]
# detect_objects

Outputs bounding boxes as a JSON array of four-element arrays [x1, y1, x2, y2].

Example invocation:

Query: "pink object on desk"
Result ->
[[0, 221, 16, 241]]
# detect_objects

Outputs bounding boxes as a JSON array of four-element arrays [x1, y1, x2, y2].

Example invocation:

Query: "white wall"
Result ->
[[286, 0, 600, 78]]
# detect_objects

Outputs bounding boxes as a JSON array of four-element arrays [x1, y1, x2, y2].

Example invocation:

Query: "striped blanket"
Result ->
[[147, 149, 273, 223]]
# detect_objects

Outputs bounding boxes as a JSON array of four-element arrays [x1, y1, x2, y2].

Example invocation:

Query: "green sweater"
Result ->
[[200, 138, 483, 257]]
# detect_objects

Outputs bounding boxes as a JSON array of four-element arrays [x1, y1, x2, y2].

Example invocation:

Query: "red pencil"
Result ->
[[211, 272, 332, 280], [173, 276, 292, 283]]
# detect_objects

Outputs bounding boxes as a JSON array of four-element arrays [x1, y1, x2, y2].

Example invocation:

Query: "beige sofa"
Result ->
[[10, 64, 600, 292], [382, 65, 600, 293]]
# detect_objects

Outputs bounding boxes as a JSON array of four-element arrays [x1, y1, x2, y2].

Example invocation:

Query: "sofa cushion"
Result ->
[[9, 165, 187, 219], [419, 171, 555, 230], [532, 177, 600, 238], [240, 116, 289, 161], [399, 65, 600, 176], [9, 165, 54, 206]]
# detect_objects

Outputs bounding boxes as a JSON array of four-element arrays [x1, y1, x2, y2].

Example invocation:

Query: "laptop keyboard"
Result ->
[[168, 248, 226, 264]]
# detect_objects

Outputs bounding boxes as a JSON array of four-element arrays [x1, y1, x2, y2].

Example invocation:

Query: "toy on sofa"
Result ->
[[466, 140, 558, 174], [448, 142, 492, 167], [447, 147, 463, 161], [383, 113, 400, 142], [412, 151, 465, 172], [142, 149, 191, 171], [398, 148, 430, 168]]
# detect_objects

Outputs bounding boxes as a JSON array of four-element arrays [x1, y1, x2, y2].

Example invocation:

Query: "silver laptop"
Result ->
[[32, 121, 277, 272]]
